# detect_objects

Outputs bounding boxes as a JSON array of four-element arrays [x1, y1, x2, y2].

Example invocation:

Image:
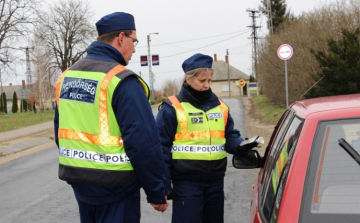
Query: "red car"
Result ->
[[234, 94, 360, 223]]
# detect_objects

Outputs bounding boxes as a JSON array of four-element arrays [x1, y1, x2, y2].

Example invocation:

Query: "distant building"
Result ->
[[156, 91, 164, 98], [211, 54, 250, 98], [1, 80, 30, 113], [30, 79, 56, 111], [1, 80, 55, 113]]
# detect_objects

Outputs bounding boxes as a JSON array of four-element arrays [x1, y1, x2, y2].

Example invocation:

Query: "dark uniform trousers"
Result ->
[[172, 178, 224, 223], [75, 190, 141, 223]]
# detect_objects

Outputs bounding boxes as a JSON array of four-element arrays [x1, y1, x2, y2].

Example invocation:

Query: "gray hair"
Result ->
[[183, 68, 214, 86]]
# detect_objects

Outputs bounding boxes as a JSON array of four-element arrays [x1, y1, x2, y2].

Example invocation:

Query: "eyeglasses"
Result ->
[[125, 35, 139, 47]]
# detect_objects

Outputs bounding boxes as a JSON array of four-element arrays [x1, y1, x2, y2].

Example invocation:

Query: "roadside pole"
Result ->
[[277, 44, 293, 107], [238, 79, 246, 97]]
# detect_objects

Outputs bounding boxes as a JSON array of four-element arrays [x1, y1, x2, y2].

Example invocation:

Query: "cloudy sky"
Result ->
[[4, 0, 338, 89]]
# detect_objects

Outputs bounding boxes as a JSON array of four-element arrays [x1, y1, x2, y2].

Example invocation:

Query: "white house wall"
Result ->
[[210, 81, 246, 98]]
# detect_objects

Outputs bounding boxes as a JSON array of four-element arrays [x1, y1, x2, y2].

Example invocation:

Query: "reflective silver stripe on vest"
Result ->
[[59, 147, 130, 164], [171, 144, 225, 153]]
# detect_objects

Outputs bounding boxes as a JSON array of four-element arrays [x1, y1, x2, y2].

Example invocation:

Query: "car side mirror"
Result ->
[[232, 150, 262, 169]]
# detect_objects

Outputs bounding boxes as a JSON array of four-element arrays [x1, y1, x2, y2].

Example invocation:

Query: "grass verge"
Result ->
[[0, 110, 54, 133], [0, 96, 283, 133], [253, 95, 286, 124]]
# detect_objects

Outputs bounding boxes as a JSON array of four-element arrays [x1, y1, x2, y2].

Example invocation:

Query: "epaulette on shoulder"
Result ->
[[158, 96, 179, 111], [158, 100, 171, 111]]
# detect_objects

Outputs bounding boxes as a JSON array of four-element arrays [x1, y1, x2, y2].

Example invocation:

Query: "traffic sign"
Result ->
[[140, 55, 148, 66], [19, 89, 31, 99], [238, 79, 246, 87], [277, 44, 293, 60], [277, 44, 293, 107]]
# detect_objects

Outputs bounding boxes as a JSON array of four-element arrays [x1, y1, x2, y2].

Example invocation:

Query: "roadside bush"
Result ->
[[1, 92, 7, 113], [257, 0, 360, 104], [307, 28, 360, 98], [12, 92, 18, 113]]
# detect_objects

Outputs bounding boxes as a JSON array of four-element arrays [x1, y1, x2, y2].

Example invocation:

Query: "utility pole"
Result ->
[[19, 46, 34, 112], [147, 32, 159, 101], [25, 47, 32, 88], [48, 68, 52, 109], [19, 46, 34, 88], [267, 0, 274, 34], [226, 49, 231, 98], [0, 68, 3, 112], [247, 9, 261, 82]]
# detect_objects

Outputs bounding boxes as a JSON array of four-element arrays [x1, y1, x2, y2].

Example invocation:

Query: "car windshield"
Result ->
[[302, 118, 360, 222]]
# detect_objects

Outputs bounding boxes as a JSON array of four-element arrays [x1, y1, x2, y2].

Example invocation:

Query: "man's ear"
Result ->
[[117, 32, 124, 46]]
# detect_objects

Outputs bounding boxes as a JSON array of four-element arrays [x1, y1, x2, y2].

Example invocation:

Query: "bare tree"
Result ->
[[259, 0, 294, 34], [34, 0, 96, 72], [257, 0, 360, 105], [0, 0, 38, 63], [0, 0, 38, 109], [162, 78, 182, 97], [26, 91, 36, 113], [31, 45, 58, 110]]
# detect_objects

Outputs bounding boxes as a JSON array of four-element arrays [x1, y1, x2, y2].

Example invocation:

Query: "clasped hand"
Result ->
[[150, 196, 169, 213]]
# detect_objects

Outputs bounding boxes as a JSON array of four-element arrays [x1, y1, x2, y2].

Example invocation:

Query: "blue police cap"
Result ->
[[96, 12, 136, 36], [182, 53, 213, 73]]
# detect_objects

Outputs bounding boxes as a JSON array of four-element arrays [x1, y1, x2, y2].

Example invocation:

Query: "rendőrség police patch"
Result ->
[[60, 77, 98, 104]]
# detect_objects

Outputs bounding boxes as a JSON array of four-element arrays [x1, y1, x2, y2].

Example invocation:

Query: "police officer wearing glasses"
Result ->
[[54, 12, 168, 223], [156, 53, 258, 223]]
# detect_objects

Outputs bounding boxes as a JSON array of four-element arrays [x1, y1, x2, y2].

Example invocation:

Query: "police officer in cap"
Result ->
[[156, 53, 258, 223], [54, 12, 168, 223]]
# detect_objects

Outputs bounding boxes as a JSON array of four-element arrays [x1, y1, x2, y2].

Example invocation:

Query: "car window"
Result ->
[[270, 118, 303, 222], [261, 109, 290, 181], [261, 110, 294, 199], [301, 118, 360, 223], [260, 113, 303, 222]]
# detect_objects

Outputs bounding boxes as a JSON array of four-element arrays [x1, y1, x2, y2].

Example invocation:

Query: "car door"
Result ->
[[258, 110, 303, 223]]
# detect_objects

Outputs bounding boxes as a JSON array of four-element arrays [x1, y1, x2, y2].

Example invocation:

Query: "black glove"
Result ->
[[257, 156, 265, 168], [236, 141, 259, 155], [166, 190, 174, 200]]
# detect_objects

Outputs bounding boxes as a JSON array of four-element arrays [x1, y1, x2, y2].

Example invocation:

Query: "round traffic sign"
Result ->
[[238, 79, 246, 87], [277, 44, 293, 60]]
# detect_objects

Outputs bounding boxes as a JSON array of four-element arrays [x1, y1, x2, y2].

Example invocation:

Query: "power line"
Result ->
[[129, 31, 251, 65], [136, 30, 250, 48], [161, 31, 250, 58], [154, 70, 181, 74], [231, 43, 253, 60]]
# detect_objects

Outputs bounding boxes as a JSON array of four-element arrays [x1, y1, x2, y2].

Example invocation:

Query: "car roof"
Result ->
[[290, 93, 360, 119]]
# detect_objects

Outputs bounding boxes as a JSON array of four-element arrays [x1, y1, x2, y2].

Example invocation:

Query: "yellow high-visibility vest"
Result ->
[[168, 96, 228, 173], [55, 64, 149, 187]]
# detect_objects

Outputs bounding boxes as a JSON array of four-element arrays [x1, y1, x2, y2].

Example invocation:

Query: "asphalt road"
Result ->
[[0, 98, 258, 223]]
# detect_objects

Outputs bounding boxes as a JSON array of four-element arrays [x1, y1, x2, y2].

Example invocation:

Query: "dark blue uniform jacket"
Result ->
[[156, 85, 244, 193], [54, 41, 166, 205]]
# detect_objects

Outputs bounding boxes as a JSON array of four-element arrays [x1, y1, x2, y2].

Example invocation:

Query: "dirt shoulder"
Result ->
[[240, 97, 275, 155]]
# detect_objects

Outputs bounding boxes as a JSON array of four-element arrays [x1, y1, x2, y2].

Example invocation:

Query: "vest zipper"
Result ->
[[205, 111, 211, 173]]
